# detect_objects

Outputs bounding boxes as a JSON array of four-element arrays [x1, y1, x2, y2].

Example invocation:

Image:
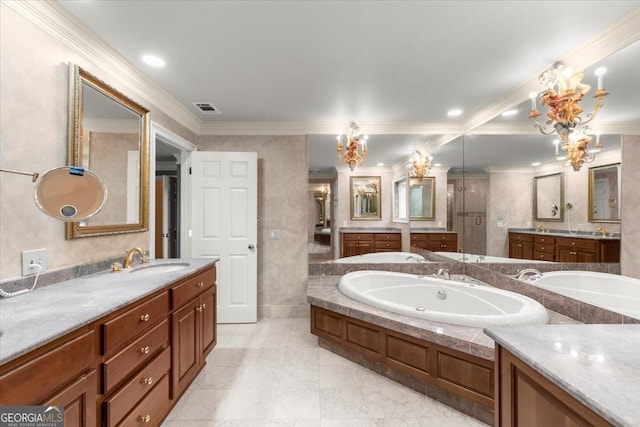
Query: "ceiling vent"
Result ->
[[193, 102, 222, 115]]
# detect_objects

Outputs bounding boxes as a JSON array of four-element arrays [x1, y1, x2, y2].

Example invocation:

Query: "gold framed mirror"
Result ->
[[410, 177, 435, 220], [350, 176, 381, 220], [533, 173, 564, 222], [588, 163, 621, 223], [66, 64, 150, 239]]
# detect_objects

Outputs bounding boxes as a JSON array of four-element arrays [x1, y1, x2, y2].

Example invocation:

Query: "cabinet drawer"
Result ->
[[102, 319, 169, 393], [410, 234, 427, 243], [118, 373, 169, 427], [375, 241, 401, 250], [428, 233, 457, 243], [104, 347, 170, 427], [556, 237, 597, 250], [374, 233, 400, 242], [102, 292, 169, 354], [509, 233, 533, 243], [342, 233, 374, 241], [172, 268, 216, 309], [0, 329, 94, 405], [533, 252, 554, 261], [534, 244, 554, 254], [533, 235, 555, 245]]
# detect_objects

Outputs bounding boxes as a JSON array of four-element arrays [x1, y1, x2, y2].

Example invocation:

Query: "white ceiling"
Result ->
[[56, 1, 640, 171]]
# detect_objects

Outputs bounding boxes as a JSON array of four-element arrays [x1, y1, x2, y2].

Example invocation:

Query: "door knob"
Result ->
[[248, 244, 255, 250]]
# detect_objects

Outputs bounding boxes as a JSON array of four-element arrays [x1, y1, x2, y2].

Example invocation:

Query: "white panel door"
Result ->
[[189, 151, 257, 323]]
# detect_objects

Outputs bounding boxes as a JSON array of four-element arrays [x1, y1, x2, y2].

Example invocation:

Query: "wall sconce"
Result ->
[[529, 62, 608, 171], [409, 150, 432, 181], [336, 122, 368, 171]]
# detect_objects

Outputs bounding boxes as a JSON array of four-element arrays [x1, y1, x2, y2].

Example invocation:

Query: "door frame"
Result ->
[[149, 122, 197, 258]]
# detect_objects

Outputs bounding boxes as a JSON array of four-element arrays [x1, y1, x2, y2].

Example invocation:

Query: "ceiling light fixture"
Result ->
[[447, 109, 463, 117], [336, 122, 368, 171], [142, 54, 165, 67], [501, 109, 518, 117], [529, 62, 607, 171], [409, 150, 433, 182]]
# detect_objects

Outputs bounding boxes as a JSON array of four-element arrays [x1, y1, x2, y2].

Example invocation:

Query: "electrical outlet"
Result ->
[[269, 229, 280, 240], [22, 249, 47, 276]]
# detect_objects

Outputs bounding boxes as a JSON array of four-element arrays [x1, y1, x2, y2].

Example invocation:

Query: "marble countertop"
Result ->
[[485, 324, 640, 427], [410, 228, 456, 233], [339, 227, 402, 233], [508, 227, 620, 240], [0, 258, 218, 365]]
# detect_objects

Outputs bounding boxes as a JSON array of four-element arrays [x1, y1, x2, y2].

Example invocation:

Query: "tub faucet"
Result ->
[[405, 255, 425, 263], [123, 247, 148, 269], [515, 268, 542, 280], [435, 268, 450, 280], [596, 226, 607, 237], [536, 224, 547, 233]]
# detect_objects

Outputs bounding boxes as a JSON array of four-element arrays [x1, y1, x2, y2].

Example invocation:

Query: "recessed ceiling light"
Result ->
[[142, 55, 165, 67], [447, 109, 463, 117], [501, 109, 518, 117], [434, 163, 442, 167], [376, 162, 385, 167], [531, 162, 541, 166]]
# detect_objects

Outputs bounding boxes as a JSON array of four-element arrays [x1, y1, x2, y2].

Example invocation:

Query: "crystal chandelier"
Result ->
[[529, 62, 607, 171], [336, 122, 368, 171], [409, 150, 432, 181]]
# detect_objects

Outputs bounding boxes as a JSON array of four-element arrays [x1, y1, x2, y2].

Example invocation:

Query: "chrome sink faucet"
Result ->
[[123, 247, 148, 269]]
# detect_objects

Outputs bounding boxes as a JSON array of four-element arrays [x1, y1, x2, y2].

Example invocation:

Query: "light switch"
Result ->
[[270, 229, 280, 240]]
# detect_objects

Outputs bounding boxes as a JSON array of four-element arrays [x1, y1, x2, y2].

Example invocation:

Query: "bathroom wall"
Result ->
[[194, 135, 309, 317], [487, 171, 534, 257], [408, 166, 449, 229], [621, 135, 640, 279], [0, 4, 195, 281]]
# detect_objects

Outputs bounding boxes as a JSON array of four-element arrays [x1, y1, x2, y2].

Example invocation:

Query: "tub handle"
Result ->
[[437, 290, 447, 300]]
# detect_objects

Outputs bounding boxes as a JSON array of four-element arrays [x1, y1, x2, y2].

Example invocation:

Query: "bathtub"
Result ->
[[338, 270, 549, 327], [434, 252, 545, 263], [527, 271, 640, 319], [335, 252, 427, 263]]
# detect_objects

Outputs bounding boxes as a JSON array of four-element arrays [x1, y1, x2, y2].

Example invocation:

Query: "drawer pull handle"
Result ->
[[571, 242, 576, 246], [139, 415, 151, 423], [140, 346, 150, 354], [201, 303, 206, 310], [570, 251, 577, 255], [196, 305, 203, 312], [197, 282, 204, 288], [140, 314, 150, 322], [141, 377, 153, 385]]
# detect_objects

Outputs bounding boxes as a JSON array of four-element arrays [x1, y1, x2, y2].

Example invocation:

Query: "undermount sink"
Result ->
[[128, 262, 190, 276]]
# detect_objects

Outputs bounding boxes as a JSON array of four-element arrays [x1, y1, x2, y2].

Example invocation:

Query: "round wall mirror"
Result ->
[[34, 167, 107, 221]]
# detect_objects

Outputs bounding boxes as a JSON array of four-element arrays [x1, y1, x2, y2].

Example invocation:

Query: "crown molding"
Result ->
[[4, 0, 201, 133]]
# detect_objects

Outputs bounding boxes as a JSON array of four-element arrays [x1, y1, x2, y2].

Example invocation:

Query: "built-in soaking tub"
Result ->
[[335, 252, 427, 263], [526, 271, 640, 319], [339, 270, 548, 327]]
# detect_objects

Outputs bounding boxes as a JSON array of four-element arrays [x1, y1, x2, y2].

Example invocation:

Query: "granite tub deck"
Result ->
[[486, 324, 640, 427], [0, 258, 218, 365], [307, 275, 576, 423]]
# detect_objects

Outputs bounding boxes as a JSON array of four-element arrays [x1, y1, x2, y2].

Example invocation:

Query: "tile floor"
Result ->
[[162, 318, 489, 426]]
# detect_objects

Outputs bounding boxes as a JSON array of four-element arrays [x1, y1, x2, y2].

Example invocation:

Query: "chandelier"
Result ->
[[529, 62, 607, 171], [336, 122, 368, 171], [409, 150, 432, 181]]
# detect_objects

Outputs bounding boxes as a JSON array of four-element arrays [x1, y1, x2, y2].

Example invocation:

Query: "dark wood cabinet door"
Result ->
[[171, 299, 199, 398], [43, 371, 97, 427], [200, 286, 217, 359]]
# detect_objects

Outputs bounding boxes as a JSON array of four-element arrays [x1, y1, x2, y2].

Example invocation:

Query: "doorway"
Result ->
[[308, 178, 335, 261], [149, 123, 196, 259]]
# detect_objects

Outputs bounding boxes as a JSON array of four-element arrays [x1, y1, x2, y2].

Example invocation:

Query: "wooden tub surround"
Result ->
[[307, 275, 496, 424]]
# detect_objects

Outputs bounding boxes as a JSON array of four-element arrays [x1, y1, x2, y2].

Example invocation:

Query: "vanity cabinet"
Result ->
[[340, 232, 374, 257], [0, 328, 97, 427], [555, 236, 620, 263], [374, 233, 401, 252], [0, 262, 218, 427], [495, 344, 610, 426], [410, 232, 458, 252], [533, 235, 555, 261], [99, 292, 171, 427], [171, 266, 217, 398], [508, 233, 534, 260]]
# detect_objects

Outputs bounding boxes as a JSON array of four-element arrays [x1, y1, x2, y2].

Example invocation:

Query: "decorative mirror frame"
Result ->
[[588, 163, 621, 223], [350, 176, 381, 220], [66, 64, 150, 238], [409, 177, 436, 220], [392, 174, 408, 223], [533, 172, 564, 222]]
